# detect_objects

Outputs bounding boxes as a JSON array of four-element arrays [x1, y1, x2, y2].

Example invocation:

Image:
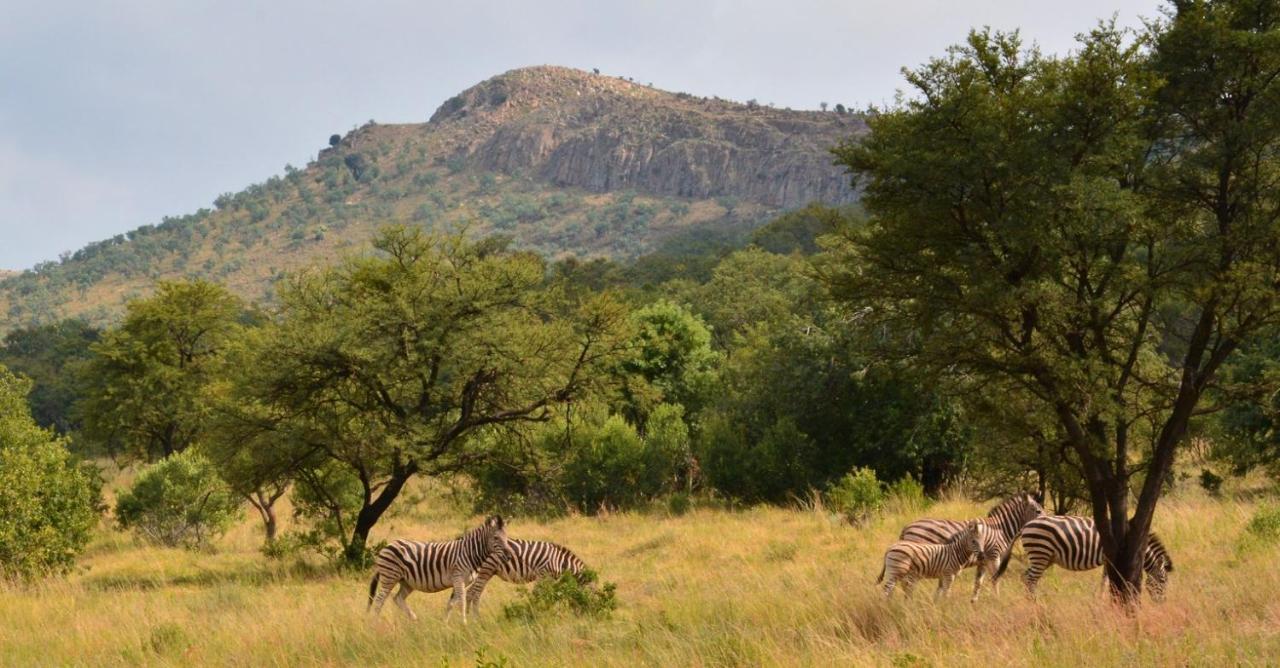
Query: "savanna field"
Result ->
[[3, 472, 1278, 667]]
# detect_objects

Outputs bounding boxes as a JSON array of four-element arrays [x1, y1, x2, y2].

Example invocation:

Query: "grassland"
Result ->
[[2, 476, 1278, 667]]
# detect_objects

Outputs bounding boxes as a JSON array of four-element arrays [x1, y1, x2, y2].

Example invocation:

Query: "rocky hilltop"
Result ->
[[428, 66, 861, 208], [0, 66, 865, 329]]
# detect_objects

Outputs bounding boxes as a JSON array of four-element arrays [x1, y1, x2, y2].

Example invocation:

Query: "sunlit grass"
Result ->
[[2, 480, 1278, 666]]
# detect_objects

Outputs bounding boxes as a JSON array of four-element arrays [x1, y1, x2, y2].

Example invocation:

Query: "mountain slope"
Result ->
[[0, 66, 866, 329]]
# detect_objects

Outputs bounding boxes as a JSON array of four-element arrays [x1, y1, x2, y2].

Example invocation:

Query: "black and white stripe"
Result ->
[[878, 520, 987, 599], [366, 515, 510, 622], [1020, 515, 1174, 601], [898, 493, 1043, 598], [464, 539, 588, 609]]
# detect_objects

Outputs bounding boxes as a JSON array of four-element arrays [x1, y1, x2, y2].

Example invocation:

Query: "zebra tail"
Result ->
[[875, 562, 886, 584], [367, 573, 379, 611]]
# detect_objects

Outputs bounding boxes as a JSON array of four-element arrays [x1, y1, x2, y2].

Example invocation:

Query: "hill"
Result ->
[[0, 66, 866, 329]]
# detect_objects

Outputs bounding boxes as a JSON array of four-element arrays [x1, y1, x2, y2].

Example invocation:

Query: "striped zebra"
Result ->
[[898, 493, 1043, 598], [464, 539, 589, 610], [366, 515, 510, 623], [1020, 515, 1174, 601], [878, 520, 987, 599]]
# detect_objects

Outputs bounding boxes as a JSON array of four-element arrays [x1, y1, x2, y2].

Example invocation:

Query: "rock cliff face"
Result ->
[[428, 66, 864, 208]]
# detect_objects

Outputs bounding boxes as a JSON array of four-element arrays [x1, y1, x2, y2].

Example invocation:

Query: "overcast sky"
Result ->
[[0, 0, 1159, 270]]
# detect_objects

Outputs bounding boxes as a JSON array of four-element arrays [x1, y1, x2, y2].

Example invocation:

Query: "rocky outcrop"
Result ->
[[428, 66, 864, 209]]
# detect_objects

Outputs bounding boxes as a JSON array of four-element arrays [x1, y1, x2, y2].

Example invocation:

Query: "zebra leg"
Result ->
[[971, 565, 987, 602], [1022, 562, 1045, 598], [444, 576, 469, 624], [901, 576, 917, 600], [882, 571, 898, 598], [369, 576, 397, 617], [935, 574, 955, 601], [392, 584, 417, 621]]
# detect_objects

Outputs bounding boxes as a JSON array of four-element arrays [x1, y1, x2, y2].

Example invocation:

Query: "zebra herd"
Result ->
[[878, 493, 1175, 601], [367, 516, 590, 622], [365, 494, 1177, 622]]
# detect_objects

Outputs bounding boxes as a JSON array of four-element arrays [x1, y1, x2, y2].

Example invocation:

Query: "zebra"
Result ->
[[897, 492, 1043, 598], [1019, 515, 1174, 601], [464, 539, 589, 611], [366, 515, 510, 623], [878, 520, 987, 600]]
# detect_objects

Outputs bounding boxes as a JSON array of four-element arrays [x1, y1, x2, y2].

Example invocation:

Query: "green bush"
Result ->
[[115, 450, 240, 549], [0, 367, 102, 579], [1200, 469, 1224, 496], [885, 476, 929, 513], [825, 468, 884, 525], [502, 569, 617, 622], [1246, 505, 1280, 543]]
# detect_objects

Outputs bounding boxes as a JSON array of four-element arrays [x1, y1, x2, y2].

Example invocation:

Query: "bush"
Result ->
[[0, 367, 102, 578], [825, 468, 884, 525], [1200, 469, 1224, 496], [115, 450, 240, 549], [1246, 505, 1280, 543], [502, 570, 617, 621], [885, 476, 929, 513]]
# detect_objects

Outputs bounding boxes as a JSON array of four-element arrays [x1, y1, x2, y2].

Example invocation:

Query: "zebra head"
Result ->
[[483, 515, 511, 558], [953, 519, 986, 560]]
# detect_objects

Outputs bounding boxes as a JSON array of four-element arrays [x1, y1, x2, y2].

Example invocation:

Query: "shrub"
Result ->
[[0, 367, 102, 579], [502, 570, 617, 621], [115, 450, 240, 549], [1246, 505, 1280, 543], [885, 476, 929, 513], [1200, 469, 1224, 496], [825, 468, 884, 525]]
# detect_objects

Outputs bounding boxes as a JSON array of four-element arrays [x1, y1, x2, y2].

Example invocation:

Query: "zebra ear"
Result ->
[[489, 515, 505, 530]]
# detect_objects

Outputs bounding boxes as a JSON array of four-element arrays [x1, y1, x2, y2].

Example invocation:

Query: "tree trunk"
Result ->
[[345, 466, 416, 565], [247, 489, 280, 544]]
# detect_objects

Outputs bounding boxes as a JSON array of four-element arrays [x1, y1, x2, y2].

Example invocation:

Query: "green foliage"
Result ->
[[749, 204, 857, 255], [0, 366, 101, 579], [114, 450, 241, 549], [222, 227, 630, 559], [475, 403, 690, 514], [0, 319, 100, 436], [1199, 469, 1224, 496], [825, 468, 884, 524], [884, 476, 929, 513], [77, 281, 245, 461], [1246, 506, 1280, 543], [618, 300, 720, 420], [501, 569, 617, 622]]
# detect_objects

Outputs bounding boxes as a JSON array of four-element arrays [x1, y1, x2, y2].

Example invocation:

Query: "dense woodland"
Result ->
[[1, 0, 1279, 611]]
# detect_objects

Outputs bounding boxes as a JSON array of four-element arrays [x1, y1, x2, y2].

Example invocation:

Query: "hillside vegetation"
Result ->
[[1, 473, 1277, 667], [0, 66, 865, 330]]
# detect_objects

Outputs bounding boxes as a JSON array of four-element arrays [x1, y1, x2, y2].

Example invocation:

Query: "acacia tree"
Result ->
[[825, 3, 1280, 602], [78, 281, 246, 461], [229, 227, 630, 562]]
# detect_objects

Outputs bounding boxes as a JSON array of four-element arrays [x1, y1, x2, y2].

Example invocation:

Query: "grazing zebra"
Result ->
[[1020, 515, 1174, 601], [878, 520, 987, 600], [898, 493, 1043, 597], [464, 539, 589, 610], [366, 515, 510, 623]]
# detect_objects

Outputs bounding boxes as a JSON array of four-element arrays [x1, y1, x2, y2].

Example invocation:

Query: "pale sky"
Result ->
[[0, 0, 1159, 270]]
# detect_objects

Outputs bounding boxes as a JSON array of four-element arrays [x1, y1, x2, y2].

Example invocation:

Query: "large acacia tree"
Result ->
[[825, 2, 1280, 601], [227, 227, 630, 562]]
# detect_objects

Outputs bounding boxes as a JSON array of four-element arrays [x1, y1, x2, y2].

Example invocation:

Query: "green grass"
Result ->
[[2, 483, 1279, 666]]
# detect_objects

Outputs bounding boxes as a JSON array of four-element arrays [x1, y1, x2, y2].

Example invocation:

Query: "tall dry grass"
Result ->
[[1, 476, 1277, 667]]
